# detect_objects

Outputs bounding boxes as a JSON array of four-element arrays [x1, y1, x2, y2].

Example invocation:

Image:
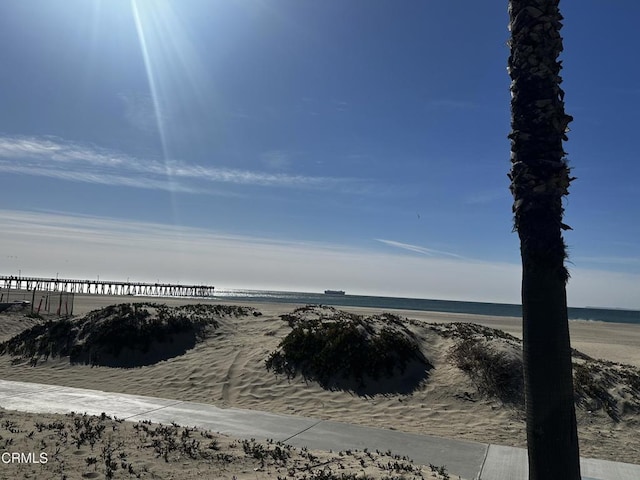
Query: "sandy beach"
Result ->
[[1, 294, 639, 470]]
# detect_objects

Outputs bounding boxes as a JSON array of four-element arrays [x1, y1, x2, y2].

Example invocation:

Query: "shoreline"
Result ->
[[4, 287, 638, 322]]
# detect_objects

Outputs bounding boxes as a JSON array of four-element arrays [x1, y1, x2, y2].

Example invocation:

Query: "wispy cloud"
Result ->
[[375, 239, 463, 259], [0, 162, 203, 194], [0, 135, 365, 194]]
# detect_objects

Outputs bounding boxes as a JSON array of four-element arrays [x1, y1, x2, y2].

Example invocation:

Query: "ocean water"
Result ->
[[211, 289, 640, 325]]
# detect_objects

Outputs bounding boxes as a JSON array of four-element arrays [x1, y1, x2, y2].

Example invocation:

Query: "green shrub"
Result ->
[[265, 307, 432, 394]]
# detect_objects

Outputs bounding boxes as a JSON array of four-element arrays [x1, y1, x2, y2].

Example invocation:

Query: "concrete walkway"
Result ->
[[1, 380, 638, 480]]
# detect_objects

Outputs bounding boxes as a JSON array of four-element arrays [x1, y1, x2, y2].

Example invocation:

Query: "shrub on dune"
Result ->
[[0, 303, 257, 368], [265, 306, 432, 394]]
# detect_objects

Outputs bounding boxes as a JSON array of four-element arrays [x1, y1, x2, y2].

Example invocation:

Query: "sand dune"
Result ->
[[0, 295, 639, 466]]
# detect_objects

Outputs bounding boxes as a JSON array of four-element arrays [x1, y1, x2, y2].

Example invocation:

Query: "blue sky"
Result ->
[[1, 0, 639, 308]]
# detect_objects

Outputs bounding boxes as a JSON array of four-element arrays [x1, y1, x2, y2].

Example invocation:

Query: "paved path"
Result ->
[[1, 380, 638, 480]]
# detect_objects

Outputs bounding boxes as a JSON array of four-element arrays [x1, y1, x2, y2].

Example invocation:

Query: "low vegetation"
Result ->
[[0, 408, 451, 480], [442, 323, 524, 405], [0, 303, 257, 367], [573, 359, 640, 421], [266, 305, 433, 394], [438, 322, 640, 419]]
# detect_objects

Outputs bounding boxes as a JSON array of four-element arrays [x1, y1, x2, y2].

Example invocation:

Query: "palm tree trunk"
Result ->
[[507, 1, 581, 479], [521, 264, 580, 479]]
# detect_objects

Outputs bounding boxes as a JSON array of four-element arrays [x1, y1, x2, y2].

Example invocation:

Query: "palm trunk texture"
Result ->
[[507, 1, 581, 479]]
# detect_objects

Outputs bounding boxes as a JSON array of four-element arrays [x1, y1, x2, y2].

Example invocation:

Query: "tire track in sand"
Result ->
[[221, 348, 243, 405]]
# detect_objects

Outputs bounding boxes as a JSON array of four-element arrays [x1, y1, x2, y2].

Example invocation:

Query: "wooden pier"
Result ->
[[0, 275, 215, 298]]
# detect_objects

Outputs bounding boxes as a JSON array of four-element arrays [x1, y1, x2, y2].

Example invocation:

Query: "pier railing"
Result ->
[[0, 276, 215, 298]]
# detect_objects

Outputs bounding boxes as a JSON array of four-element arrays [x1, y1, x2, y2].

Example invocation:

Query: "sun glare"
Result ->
[[130, 0, 201, 232]]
